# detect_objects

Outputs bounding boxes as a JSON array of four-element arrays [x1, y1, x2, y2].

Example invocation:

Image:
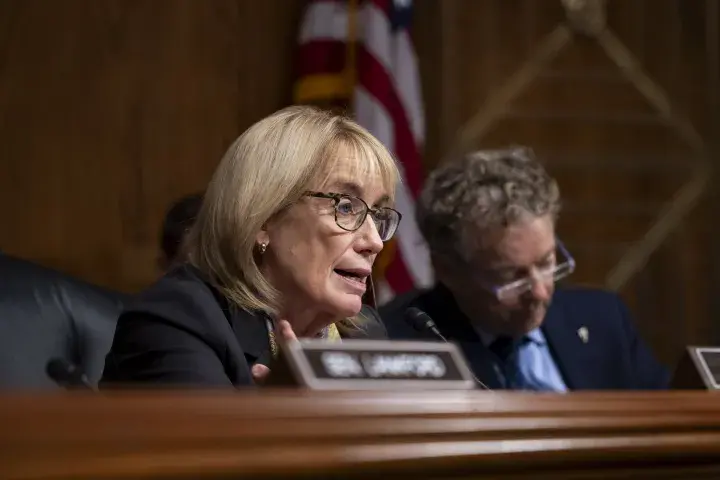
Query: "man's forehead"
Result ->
[[466, 217, 556, 266]]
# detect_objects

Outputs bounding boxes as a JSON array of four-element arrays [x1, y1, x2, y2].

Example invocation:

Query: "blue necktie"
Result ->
[[488, 336, 545, 391]]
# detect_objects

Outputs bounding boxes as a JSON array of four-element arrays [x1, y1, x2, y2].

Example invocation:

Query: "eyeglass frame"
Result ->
[[304, 191, 402, 241], [486, 239, 576, 302]]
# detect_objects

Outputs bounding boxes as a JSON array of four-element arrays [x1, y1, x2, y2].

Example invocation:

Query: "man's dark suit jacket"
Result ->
[[101, 265, 387, 388], [380, 284, 670, 390]]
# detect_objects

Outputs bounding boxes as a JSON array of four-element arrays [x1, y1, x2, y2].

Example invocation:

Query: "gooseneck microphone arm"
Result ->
[[403, 307, 491, 391]]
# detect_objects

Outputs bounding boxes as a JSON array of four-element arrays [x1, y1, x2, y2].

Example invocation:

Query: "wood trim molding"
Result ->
[[5, 390, 720, 479]]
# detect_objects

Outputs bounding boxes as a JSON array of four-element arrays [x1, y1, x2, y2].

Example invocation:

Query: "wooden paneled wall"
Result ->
[[422, 0, 717, 366], [0, 0, 304, 290], [0, 0, 716, 365]]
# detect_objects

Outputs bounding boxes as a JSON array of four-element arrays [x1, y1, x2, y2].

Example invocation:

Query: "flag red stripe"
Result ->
[[368, 0, 391, 13], [297, 0, 428, 297], [383, 246, 415, 292], [296, 41, 347, 79], [357, 46, 424, 197]]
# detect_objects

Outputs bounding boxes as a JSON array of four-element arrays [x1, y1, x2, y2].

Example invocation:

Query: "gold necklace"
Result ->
[[265, 318, 279, 359], [265, 319, 341, 359]]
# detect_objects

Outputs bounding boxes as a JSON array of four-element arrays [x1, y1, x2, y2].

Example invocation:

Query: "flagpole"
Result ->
[[345, 0, 358, 113]]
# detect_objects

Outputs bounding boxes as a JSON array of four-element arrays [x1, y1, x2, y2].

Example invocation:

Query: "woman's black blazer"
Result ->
[[101, 265, 387, 387]]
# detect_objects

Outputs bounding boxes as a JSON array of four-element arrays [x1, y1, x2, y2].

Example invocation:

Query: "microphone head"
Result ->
[[46, 358, 95, 390], [404, 307, 436, 333], [46, 358, 75, 382]]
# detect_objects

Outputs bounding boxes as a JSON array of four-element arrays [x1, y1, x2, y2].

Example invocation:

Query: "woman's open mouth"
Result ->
[[333, 269, 368, 293]]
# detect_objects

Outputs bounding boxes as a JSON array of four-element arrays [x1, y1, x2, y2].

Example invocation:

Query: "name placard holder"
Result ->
[[671, 346, 720, 390], [264, 339, 477, 390]]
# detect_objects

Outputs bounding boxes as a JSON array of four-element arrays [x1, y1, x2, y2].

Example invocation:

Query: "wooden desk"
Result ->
[[2, 390, 720, 479]]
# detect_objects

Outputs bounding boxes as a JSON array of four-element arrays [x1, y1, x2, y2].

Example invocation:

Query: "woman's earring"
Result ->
[[259, 242, 268, 255]]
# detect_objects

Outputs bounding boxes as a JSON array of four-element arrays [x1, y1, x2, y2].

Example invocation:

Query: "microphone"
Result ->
[[46, 358, 95, 391], [403, 307, 491, 390], [404, 307, 448, 341]]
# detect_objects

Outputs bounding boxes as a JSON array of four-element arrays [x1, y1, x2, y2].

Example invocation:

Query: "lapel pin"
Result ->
[[577, 326, 589, 344]]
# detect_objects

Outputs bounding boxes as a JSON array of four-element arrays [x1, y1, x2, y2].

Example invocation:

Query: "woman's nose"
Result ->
[[356, 216, 384, 254]]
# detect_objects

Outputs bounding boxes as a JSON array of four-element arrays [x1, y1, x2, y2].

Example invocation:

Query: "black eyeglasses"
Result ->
[[305, 191, 402, 241]]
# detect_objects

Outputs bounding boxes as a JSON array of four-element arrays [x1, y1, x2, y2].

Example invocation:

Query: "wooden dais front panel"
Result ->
[[3, 390, 720, 479]]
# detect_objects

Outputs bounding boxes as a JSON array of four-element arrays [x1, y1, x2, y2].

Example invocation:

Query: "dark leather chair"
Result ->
[[0, 253, 125, 389]]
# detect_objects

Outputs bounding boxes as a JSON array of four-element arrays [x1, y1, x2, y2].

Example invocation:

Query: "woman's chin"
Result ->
[[326, 293, 363, 318]]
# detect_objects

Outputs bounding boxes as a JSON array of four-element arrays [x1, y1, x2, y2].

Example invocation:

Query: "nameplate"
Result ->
[[690, 347, 720, 389], [277, 339, 476, 390], [672, 346, 720, 390]]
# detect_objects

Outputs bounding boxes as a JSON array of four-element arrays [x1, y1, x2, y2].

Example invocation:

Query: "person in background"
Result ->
[[158, 193, 204, 271], [102, 105, 400, 387], [381, 147, 669, 391]]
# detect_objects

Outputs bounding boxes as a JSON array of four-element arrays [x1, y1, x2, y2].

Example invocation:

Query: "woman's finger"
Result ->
[[275, 319, 298, 343], [251, 363, 271, 384]]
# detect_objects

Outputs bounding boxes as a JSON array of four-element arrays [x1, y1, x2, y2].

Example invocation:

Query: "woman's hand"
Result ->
[[251, 319, 297, 384]]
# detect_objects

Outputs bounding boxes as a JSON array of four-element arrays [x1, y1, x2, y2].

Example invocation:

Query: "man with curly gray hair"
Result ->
[[381, 147, 668, 391]]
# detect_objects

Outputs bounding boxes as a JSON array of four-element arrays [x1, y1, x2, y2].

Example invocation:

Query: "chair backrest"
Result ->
[[0, 253, 125, 389]]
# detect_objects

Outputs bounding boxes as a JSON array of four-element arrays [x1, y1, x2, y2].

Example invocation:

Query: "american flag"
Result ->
[[294, 0, 434, 304]]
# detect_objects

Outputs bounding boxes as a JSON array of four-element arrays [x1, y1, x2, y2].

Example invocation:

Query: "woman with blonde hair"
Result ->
[[102, 106, 401, 387]]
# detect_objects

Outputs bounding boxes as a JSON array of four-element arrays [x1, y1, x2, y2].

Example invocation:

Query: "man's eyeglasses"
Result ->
[[305, 191, 402, 242], [490, 240, 576, 302]]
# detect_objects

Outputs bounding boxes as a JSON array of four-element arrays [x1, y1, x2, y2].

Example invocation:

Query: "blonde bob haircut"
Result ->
[[186, 105, 399, 317]]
